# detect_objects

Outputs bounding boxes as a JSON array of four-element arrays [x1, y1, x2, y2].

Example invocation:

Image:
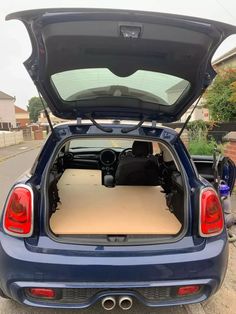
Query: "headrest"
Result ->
[[132, 141, 153, 157]]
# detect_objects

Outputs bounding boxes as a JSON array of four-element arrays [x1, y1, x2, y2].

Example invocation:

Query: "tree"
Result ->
[[27, 97, 44, 122], [205, 68, 236, 122]]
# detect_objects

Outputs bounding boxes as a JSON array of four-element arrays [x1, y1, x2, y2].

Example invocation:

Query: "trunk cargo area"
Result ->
[[50, 169, 181, 235]]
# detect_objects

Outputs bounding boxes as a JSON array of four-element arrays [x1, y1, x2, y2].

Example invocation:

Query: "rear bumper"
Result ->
[[11, 279, 215, 308], [0, 232, 228, 308]]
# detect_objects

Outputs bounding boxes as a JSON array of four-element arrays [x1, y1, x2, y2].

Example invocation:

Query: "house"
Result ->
[[0, 91, 16, 130], [212, 47, 236, 70], [38, 109, 68, 125], [15, 105, 30, 128]]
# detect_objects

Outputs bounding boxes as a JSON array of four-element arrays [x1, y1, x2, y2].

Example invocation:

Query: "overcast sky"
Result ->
[[0, 0, 236, 108]]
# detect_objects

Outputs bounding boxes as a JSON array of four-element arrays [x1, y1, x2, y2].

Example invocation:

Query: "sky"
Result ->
[[0, 0, 236, 109]]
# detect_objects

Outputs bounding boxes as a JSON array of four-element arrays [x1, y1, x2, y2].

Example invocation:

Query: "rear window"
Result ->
[[51, 68, 190, 106], [69, 138, 134, 150], [69, 138, 161, 154]]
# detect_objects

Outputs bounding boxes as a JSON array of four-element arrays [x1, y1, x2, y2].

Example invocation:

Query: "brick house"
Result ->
[[15, 105, 30, 127], [0, 91, 16, 130], [223, 132, 236, 165]]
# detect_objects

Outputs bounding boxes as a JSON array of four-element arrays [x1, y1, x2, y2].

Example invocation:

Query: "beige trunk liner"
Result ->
[[50, 169, 182, 235]]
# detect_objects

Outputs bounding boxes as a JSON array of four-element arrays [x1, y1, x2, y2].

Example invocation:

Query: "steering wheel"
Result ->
[[119, 148, 133, 160]]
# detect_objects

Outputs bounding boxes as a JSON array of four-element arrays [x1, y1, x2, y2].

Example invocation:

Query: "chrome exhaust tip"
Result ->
[[119, 296, 133, 310], [101, 296, 116, 311]]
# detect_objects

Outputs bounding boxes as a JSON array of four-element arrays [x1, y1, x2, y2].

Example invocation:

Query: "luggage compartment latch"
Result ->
[[107, 235, 127, 243]]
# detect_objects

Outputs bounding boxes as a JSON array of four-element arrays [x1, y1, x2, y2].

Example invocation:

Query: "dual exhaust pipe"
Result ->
[[102, 296, 133, 311]]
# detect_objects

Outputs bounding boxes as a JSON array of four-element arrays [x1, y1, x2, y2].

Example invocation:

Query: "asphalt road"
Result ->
[[0, 147, 190, 314], [0, 149, 40, 210], [0, 299, 188, 314]]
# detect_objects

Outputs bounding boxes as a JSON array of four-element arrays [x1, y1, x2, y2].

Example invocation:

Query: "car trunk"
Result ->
[[46, 134, 187, 245], [49, 169, 182, 236]]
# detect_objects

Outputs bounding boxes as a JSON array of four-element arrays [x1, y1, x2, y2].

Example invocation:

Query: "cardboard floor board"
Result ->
[[50, 169, 182, 235]]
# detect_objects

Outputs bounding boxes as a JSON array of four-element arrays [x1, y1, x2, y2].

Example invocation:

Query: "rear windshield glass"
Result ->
[[51, 68, 190, 105], [69, 138, 161, 154]]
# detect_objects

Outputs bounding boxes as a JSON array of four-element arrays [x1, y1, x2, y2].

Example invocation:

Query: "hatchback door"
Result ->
[[6, 9, 236, 122]]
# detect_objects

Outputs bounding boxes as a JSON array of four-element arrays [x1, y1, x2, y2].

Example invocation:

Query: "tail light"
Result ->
[[199, 187, 224, 237], [177, 285, 200, 296], [27, 288, 56, 299], [3, 185, 33, 237]]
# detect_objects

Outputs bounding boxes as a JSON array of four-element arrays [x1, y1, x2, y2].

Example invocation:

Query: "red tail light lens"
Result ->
[[199, 187, 224, 237], [177, 285, 200, 296], [3, 185, 33, 237], [28, 288, 56, 299]]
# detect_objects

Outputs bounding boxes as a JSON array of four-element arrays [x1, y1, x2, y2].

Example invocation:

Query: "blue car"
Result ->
[[1, 8, 236, 311]]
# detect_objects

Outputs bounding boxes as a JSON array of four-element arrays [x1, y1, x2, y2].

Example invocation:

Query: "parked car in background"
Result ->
[[0, 8, 235, 311]]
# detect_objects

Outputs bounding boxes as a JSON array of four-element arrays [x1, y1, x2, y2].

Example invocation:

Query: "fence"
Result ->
[[0, 130, 23, 148], [223, 132, 236, 164], [163, 121, 236, 144]]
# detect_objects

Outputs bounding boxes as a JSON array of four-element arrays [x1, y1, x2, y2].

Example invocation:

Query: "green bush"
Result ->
[[205, 68, 236, 122], [186, 119, 220, 155], [187, 120, 214, 141], [188, 138, 217, 155]]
